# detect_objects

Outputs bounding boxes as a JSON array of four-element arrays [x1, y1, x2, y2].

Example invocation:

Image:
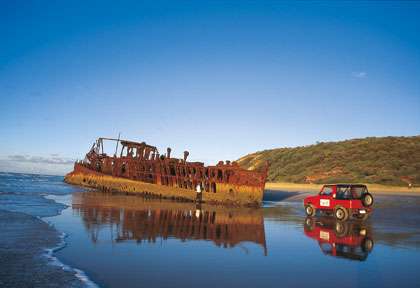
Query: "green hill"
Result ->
[[237, 136, 420, 186]]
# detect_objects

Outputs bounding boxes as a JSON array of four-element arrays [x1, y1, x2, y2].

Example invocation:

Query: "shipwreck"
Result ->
[[65, 137, 269, 206], [72, 191, 267, 254]]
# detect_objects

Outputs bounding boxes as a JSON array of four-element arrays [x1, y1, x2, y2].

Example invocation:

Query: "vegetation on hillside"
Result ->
[[237, 136, 420, 186]]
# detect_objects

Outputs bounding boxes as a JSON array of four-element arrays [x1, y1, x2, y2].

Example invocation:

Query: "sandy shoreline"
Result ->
[[265, 182, 420, 196], [0, 209, 84, 288], [0, 172, 94, 288]]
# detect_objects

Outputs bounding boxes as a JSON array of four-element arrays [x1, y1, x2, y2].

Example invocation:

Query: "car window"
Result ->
[[350, 186, 366, 199], [321, 186, 333, 196], [336, 186, 366, 199], [336, 187, 351, 199]]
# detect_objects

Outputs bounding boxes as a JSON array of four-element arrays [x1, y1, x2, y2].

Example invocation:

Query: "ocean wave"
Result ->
[[0, 172, 17, 177], [40, 194, 99, 288], [43, 232, 99, 288], [2, 173, 98, 287]]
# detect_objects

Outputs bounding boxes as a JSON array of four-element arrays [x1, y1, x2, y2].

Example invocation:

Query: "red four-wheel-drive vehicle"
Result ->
[[303, 184, 373, 221]]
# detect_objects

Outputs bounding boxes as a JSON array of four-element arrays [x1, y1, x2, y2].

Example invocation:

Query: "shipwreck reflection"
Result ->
[[303, 217, 374, 261], [72, 192, 267, 255]]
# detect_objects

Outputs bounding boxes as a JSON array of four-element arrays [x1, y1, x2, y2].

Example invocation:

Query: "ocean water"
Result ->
[[0, 172, 88, 287], [1, 172, 420, 288], [0, 172, 77, 217]]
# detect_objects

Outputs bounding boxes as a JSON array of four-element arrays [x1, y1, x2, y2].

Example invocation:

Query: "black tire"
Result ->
[[334, 206, 349, 221], [304, 217, 315, 231], [362, 238, 374, 252], [335, 221, 344, 235], [362, 193, 374, 207], [305, 205, 316, 217], [357, 213, 369, 221]]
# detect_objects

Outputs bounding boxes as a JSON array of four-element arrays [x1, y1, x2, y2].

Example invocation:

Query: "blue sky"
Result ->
[[1, 1, 419, 175]]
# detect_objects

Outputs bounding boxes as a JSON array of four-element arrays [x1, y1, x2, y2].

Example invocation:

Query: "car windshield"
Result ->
[[336, 186, 367, 200], [320, 186, 333, 196]]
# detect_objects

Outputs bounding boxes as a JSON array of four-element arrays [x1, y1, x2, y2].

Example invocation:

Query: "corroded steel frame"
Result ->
[[66, 137, 269, 206]]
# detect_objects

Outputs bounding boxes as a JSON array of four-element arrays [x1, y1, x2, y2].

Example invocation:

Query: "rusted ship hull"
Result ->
[[65, 137, 268, 206], [65, 163, 265, 206]]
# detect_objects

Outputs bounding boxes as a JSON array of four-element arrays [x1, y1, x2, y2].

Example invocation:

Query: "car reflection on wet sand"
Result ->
[[303, 216, 374, 261], [71, 192, 268, 255]]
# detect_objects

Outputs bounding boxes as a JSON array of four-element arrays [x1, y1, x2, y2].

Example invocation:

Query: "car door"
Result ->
[[318, 186, 333, 209]]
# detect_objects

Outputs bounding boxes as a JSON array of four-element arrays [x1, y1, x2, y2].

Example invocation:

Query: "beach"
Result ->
[[265, 182, 420, 195], [2, 1, 419, 287], [0, 173, 90, 287], [1, 172, 420, 288], [0, 210, 83, 287]]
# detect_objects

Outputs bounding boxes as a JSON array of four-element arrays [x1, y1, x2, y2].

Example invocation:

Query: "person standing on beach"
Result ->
[[196, 182, 202, 202]]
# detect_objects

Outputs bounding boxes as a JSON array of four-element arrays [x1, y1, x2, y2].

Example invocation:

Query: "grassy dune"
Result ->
[[238, 136, 420, 187]]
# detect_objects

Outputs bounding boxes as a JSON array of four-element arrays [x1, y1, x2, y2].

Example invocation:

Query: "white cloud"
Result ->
[[8, 154, 75, 165], [0, 154, 76, 176]]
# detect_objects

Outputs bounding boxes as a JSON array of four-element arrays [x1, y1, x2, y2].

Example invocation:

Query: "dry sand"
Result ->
[[265, 182, 420, 196]]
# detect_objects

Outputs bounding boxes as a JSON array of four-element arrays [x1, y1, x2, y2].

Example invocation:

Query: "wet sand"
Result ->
[[47, 191, 420, 288], [0, 173, 88, 288], [1, 172, 420, 288], [0, 210, 82, 288]]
